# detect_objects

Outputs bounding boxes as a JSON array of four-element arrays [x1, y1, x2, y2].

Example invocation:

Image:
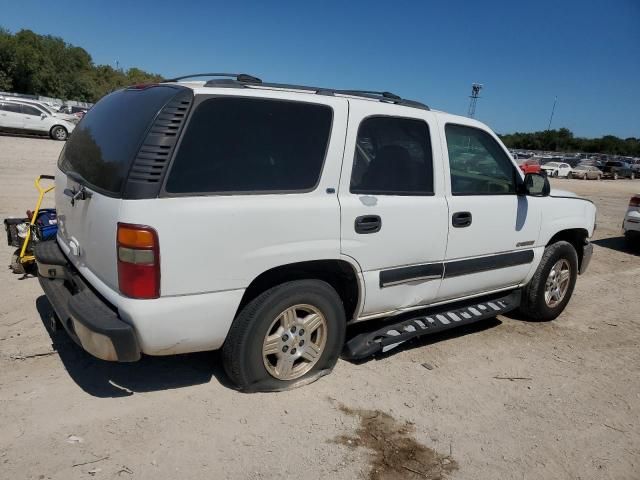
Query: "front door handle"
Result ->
[[452, 211, 472, 228], [355, 215, 382, 234]]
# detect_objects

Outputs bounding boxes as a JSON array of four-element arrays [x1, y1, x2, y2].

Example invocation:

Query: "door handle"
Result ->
[[355, 215, 381, 234], [452, 211, 472, 228]]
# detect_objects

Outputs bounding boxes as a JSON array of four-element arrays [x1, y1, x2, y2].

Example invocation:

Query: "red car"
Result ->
[[517, 158, 541, 174]]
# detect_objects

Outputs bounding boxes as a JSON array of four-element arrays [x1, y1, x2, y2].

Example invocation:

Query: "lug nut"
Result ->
[[282, 346, 289, 353], [291, 348, 297, 355], [291, 326, 297, 333], [282, 334, 289, 341], [299, 329, 305, 335], [299, 340, 305, 346]]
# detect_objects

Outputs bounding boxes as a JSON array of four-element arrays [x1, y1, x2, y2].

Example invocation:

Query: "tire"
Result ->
[[568, 172, 573, 179], [222, 279, 346, 392], [518, 241, 578, 321], [553, 170, 559, 177], [50, 126, 67, 141], [10, 248, 25, 274]]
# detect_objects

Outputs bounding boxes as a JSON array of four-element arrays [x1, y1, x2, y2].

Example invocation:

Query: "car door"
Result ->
[[439, 120, 543, 301], [0, 102, 23, 129], [339, 102, 448, 318], [20, 104, 49, 132]]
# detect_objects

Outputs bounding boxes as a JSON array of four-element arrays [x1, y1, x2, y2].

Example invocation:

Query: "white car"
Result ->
[[0, 100, 76, 140], [623, 195, 640, 244], [541, 161, 572, 178], [34, 74, 596, 391]]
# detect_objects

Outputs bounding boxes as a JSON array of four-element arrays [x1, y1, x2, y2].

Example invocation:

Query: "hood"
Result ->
[[550, 188, 577, 197]]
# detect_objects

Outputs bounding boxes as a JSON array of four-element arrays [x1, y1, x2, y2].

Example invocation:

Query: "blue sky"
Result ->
[[2, 0, 639, 138]]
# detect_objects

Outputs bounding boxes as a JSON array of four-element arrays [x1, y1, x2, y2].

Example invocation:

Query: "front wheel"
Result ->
[[222, 280, 346, 392], [50, 126, 68, 141], [518, 241, 578, 321]]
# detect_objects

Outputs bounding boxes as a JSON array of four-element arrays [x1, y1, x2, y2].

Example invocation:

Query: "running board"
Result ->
[[343, 290, 521, 360]]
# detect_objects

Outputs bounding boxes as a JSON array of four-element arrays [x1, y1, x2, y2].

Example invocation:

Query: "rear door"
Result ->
[[439, 121, 542, 301], [339, 102, 448, 317], [56, 85, 189, 291], [0, 102, 23, 129]]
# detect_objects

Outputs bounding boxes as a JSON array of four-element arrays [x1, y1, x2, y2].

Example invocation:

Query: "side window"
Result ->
[[21, 105, 42, 116], [445, 124, 516, 195], [350, 116, 433, 195], [165, 97, 332, 194], [0, 102, 21, 113]]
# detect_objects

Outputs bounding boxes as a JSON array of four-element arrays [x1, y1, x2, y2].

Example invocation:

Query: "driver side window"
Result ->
[[445, 124, 516, 195]]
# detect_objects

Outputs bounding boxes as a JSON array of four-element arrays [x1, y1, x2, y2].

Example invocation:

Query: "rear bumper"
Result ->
[[35, 241, 140, 362]]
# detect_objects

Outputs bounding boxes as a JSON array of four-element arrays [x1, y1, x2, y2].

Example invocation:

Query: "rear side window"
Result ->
[[165, 98, 332, 194], [58, 86, 182, 194], [350, 116, 433, 195], [445, 124, 516, 195], [0, 102, 21, 113]]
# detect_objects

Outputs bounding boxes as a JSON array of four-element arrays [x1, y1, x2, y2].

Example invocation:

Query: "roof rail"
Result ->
[[167, 74, 429, 110], [163, 73, 262, 83]]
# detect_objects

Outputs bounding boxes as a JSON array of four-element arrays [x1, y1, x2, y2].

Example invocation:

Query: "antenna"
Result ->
[[547, 96, 558, 130], [468, 83, 483, 118]]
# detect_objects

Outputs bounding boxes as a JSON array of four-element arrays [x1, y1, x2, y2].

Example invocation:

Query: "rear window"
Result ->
[[165, 97, 332, 194], [58, 86, 181, 194]]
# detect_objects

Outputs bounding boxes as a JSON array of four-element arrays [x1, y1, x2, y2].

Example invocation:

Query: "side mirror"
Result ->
[[41, 113, 47, 119], [523, 172, 550, 197]]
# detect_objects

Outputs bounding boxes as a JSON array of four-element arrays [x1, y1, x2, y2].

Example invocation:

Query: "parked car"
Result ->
[[517, 158, 541, 174], [0, 100, 76, 140], [9, 99, 78, 123], [541, 162, 572, 178], [602, 161, 635, 180], [34, 74, 596, 392], [569, 165, 602, 180], [623, 195, 640, 245]]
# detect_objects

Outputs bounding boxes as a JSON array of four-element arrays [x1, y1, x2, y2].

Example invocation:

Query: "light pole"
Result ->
[[547, 96, 557, 130]]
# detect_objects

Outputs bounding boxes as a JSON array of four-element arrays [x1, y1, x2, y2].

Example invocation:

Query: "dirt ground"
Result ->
[[0, 134, 638, 480]]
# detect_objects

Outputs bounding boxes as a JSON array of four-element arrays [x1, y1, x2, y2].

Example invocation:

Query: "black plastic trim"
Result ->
[[444, 250, 534, 278], [380, 263, 444, 288]]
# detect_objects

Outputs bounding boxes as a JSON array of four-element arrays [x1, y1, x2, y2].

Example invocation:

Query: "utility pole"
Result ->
[[547, 96, 557, 130], [468, 83, 483, 118]]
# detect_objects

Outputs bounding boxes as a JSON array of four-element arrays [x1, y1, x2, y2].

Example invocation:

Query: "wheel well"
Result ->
[[237, 260, 361, 321], [547, 228, 588, 269]]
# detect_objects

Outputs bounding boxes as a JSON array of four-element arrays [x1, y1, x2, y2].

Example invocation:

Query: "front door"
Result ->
[[339, 102, 449, 318], [439, 121, 542, 301]]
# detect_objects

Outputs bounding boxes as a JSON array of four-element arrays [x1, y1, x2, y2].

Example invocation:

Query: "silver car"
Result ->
[[569, 165, 602, 180]]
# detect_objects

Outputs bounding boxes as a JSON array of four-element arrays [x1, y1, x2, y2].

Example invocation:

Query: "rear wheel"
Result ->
[[518, 241, 578, 321], [222, 280, 346, 392], [50, 126, 68, 141]]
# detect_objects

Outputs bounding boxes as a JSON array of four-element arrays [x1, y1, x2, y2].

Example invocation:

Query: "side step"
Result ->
[[343, 290, 521, 360]]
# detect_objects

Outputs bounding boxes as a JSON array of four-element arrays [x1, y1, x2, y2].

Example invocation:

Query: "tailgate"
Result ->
[[55, 171, 122, 289]]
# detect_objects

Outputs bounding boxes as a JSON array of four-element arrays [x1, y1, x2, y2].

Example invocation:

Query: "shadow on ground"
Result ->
[[593, 236, 639, 256], [35, 295, 234, 398]]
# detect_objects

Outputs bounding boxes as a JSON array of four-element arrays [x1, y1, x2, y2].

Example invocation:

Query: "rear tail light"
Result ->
[[630, 196, 640, 208], [117, 223, 160, 299]]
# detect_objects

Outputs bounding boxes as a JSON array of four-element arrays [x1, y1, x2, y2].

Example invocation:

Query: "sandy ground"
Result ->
[[0, 134, 638, 480]]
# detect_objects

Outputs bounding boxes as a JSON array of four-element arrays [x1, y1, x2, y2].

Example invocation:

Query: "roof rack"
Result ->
[[163, 73, 262, 83], [165, 73, 430, 111]]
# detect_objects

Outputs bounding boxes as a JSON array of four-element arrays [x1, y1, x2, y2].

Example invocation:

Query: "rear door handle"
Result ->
[[452, 211, 472, 228], [355, 215, 381, 234]]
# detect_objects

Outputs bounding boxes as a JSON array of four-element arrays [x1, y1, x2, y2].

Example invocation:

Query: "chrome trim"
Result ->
[[380, 274, 442, 288]]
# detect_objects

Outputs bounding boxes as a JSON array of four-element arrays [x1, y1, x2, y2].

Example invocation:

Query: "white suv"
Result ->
[[35, 74, 596, 391], [0, 99, 76, 140]]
